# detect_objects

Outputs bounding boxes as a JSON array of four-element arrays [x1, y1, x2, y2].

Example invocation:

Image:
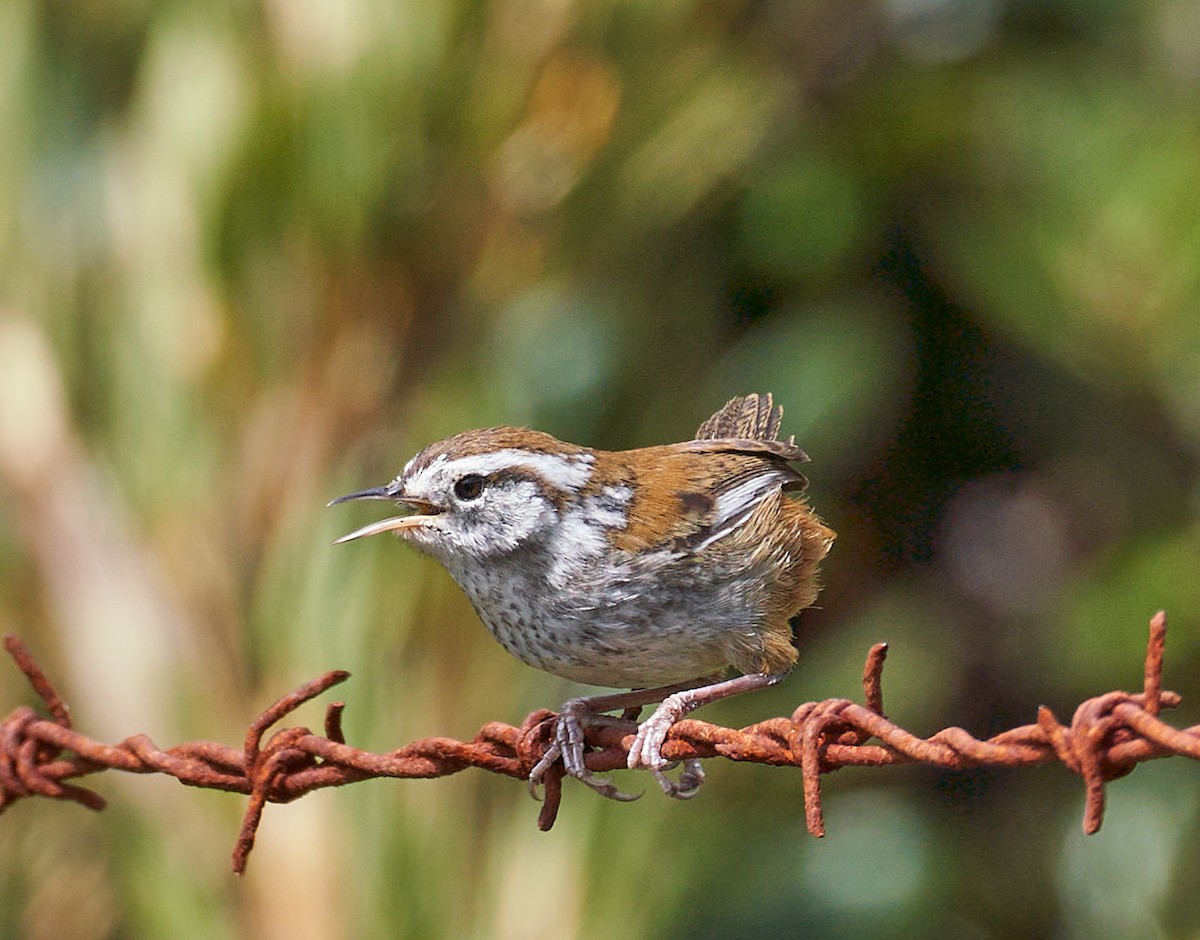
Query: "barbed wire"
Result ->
[[1, 612, 1196, 873]]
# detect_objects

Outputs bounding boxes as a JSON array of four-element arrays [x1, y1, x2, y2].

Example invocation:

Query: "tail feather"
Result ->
[[695, 393, 788, 443]]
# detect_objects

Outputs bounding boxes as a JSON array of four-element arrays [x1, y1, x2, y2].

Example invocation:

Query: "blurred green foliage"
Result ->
[[2, 0, 1199, 937]]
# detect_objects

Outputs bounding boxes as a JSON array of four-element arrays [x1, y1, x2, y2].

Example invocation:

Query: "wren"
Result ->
[[331, 393, 834, 799]]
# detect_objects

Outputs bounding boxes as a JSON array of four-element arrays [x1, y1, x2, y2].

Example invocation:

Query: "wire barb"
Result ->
[[0, 612, 1194, 873]]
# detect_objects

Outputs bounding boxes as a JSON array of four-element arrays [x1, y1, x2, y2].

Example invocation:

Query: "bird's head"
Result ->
[[330, 427, 595, 563]]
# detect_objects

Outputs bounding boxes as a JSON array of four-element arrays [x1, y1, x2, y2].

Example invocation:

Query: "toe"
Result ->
[[588, 777, 643, 802]]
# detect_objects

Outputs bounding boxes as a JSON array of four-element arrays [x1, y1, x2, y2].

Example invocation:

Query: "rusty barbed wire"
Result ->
[[1, 611, 1196, 873]]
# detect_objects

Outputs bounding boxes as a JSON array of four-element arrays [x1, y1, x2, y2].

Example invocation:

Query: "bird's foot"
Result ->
[[627, 694, 705, 799], [528, 698, 642, 803]]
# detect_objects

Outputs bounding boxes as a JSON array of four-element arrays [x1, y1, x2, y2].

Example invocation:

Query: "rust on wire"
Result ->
[[0, 611, 1195, 873]]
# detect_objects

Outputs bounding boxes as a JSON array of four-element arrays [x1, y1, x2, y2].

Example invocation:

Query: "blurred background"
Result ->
[[2, 0, 1200, 937]]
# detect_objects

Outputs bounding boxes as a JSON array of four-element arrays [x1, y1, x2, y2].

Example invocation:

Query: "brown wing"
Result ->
[[606, 395, 813, 552], [609, 448, 805, 553], [688, 395, 832, 674], [678, 395, 812, 547]]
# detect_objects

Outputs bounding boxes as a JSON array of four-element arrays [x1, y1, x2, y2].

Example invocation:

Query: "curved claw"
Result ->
[[527, 709, 642, 802], [680, 758, 705, 791], [583, 775, 643, 802], [628, 700, 708, 799], [528, 754, 642, 803], [528, 745, 559, 801], [650, 758, 705, 799]]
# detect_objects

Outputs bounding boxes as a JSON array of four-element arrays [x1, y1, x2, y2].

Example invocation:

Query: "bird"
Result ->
[[329, 393, 835, 800]]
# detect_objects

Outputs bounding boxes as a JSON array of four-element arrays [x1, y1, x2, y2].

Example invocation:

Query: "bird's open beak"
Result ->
[[327, 485, 441, 544]]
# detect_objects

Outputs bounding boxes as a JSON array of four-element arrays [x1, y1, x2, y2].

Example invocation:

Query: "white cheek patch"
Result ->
[[416, 478, 560, 560], [481, 480, 556, 552]]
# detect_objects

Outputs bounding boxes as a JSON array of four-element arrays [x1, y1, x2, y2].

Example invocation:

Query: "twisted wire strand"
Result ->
[[1, 612, 1193, 874]]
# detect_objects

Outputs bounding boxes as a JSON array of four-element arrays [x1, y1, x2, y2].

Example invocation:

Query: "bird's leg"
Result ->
[[629, 672, 786, 798], [528, 680, 705, 802]]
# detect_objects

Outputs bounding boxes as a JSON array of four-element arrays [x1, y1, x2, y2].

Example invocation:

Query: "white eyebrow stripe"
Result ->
[[434, 449, 595, 491]]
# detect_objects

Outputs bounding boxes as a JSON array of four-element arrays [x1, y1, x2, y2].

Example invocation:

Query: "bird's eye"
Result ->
[[453, 474, 485, 501]]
